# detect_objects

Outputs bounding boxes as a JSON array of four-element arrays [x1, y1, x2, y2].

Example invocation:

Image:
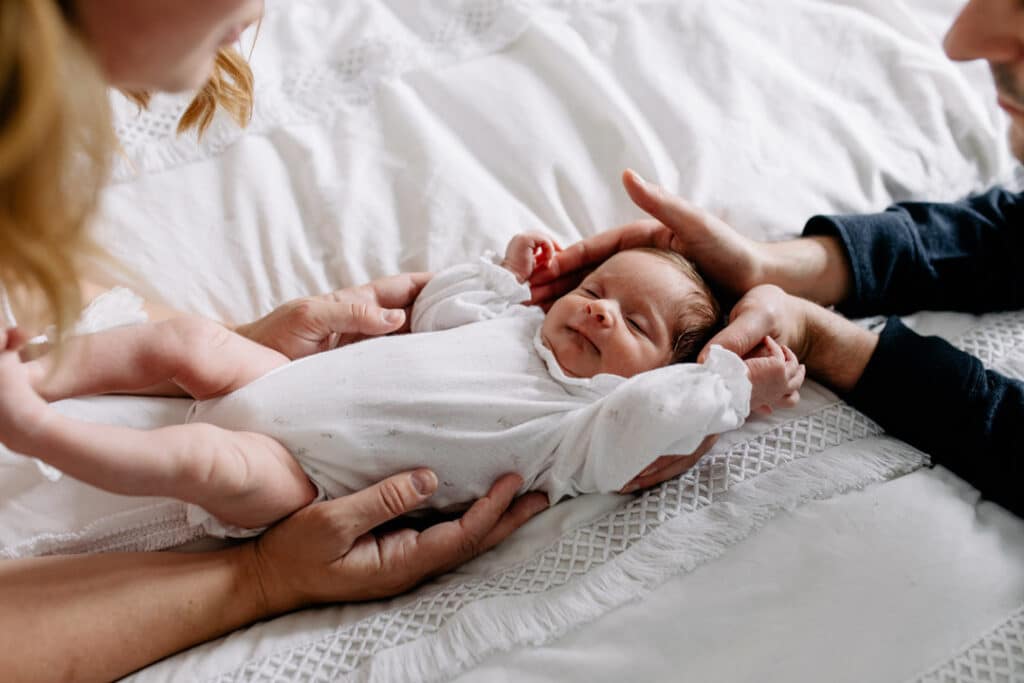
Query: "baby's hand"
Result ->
[[744, 336, 805, 415], [0, 328, 48, 452], [502, 232, 561, 283]]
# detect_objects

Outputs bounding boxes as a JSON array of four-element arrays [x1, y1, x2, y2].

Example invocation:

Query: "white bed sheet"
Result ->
[[1, 1, 1022, 681], [454, 468, 1024, 683]]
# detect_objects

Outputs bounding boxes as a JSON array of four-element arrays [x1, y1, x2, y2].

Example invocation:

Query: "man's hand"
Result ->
[[699, 285, 812, 361], [532, 169, 852, 308], [502, 232, 560, 283], [249, 470, 549, 612], [528, 216, 669, 307], [702, 284, 878, 395], [235, 273, 432, 360], [530, 169, 768, 307]]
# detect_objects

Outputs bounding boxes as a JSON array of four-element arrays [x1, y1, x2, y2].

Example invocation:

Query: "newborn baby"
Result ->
[[0, 233, 802, 537]]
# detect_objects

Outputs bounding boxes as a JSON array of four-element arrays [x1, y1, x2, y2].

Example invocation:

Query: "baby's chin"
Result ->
[[540, 330, 591, 379]]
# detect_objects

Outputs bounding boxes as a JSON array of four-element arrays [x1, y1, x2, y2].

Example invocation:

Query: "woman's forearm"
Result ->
[[0, 545, 270, 682]]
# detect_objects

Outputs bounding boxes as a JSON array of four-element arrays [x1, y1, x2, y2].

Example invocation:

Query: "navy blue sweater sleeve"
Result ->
[[803, 187, 1024, 317], [847, 317, 1024, 517]]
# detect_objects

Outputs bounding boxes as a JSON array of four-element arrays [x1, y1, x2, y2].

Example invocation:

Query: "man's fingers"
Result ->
[[700, 314, 770, 361], [323, 469, 438, 540], [528, 272, 586, 306], [622, 169, 709, 241], [535, 221, 663, 286]]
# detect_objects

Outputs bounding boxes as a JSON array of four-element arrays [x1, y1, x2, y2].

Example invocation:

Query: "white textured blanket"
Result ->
[[1, 1, 1022, 681]]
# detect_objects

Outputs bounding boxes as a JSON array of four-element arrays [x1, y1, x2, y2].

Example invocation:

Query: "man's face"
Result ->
[[540, 250, 695, 379], [945, 0, 1024, 160]]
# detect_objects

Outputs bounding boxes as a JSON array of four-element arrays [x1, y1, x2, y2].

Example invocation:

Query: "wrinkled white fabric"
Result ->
[[1, 1, 1021, 679], [187, 257, 750, 535]]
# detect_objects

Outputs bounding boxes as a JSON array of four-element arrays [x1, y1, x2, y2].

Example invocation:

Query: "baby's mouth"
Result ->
[[569, 325, 599, 354], [540, 332, 579, 377]]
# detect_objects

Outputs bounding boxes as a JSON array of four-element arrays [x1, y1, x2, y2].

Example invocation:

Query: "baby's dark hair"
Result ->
[[630, 247, 721, 363]]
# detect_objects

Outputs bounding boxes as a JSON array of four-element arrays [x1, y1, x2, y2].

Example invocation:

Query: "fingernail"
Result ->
[[383, 310, 404, 324], [411, 470, 437, 496], [631, 169, 650, 188], [621, 483, 638, 494]]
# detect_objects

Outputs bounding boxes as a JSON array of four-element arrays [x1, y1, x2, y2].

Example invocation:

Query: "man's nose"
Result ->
[[585, 301, 615, 328], [944, 0, 1023, 63]]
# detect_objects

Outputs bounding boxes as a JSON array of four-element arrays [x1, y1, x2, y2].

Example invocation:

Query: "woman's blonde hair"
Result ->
[[123, 48, 255, 136], [0, 0, 254, 337]]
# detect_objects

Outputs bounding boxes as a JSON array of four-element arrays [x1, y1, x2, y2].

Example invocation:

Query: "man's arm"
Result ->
[[805, 187, 1024, 316], [540, 174, 1024, 320], [845, 316, 1024, 517], [707, 286, 1024, 518]]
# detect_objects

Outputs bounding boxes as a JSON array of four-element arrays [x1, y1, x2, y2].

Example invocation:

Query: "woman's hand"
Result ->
[[235, 273, 432, 360], [248, 469, 549, 612]]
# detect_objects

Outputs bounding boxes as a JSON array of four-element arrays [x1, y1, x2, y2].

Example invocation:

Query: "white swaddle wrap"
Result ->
[[187, 257, 751, 536]]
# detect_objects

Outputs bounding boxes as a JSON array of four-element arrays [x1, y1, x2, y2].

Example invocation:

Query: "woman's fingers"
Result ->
[[618, 435, 718, 494], [321, 469, 439, 542], [411, 474, 547, 576]]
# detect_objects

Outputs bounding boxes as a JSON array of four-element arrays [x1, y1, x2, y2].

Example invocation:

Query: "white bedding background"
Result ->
[[2, 1, 1024, 681]]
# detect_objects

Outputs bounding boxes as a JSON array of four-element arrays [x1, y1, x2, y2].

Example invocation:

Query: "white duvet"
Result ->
[[2, 1, 1023, 681]]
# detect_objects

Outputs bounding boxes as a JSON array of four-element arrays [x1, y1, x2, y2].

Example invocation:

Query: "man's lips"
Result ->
[[998, 94, 1024, 117]]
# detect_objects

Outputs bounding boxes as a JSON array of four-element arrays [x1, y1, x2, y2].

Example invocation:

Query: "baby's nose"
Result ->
[[585, 302, 614, 328]]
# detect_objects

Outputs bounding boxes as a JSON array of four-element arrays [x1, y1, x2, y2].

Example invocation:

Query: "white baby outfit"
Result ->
[[187, 256, 752, 536]]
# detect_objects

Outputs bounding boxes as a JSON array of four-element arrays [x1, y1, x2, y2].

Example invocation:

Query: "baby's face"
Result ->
[[541, 250, 697, 378]]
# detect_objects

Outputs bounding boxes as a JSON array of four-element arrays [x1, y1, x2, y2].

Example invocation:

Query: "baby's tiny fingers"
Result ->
[[784, 351, 799, 375], [779, 390, 801, 408], [2, 327, 27, 352], [789, 363, 807, 389], [763, 335, 785, 360]]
